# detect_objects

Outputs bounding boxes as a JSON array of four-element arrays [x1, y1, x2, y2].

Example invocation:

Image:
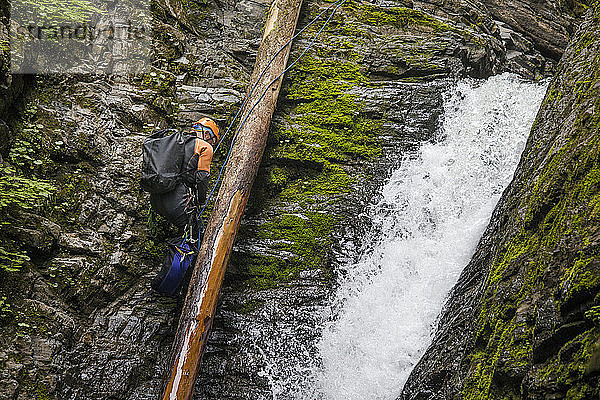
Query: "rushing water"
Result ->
[[261, 73, 547, 400]]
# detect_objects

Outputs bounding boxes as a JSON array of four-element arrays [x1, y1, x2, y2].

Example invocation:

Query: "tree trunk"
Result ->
[[161, 0, 304, 398]]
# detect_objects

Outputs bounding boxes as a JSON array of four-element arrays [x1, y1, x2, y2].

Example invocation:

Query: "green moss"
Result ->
[[486, 232, 534, 287], [13, 0, 105, 27], [259, 212, 334, 263], [141, 69, 176, 95], [506, 323, 534, 370], [287, 56, 366, 100], [239, 254, 295, 289], [574, 31, 597, 56], [280, 164, 354, 203], [141, 237, 167, 262], [234, 299, 264, 314], [0, 296, 12, 320], [173, 0, 209, 19], [350, 4, 438, 31], [35, 385, 56, 400], [237, 212, 335, 289], [268, 166, 290, 188], [20, 371, 57, 400], [536, 330, 598, 396], [465, 272, 538, 399], [47, 171, 90, 228], [460, 5, 600, 396], [348, 3, 482, 43], [561, 255, 600, 305], [7, 103, 60, 172], [0, 166, 55, 272], [270, 52, 381, 204], [585, 306, 600, 326], [0, 39, 10, 53], [139, 69, 179, 118]]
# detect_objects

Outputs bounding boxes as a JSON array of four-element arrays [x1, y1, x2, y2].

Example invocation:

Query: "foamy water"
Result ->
[[259, 73, 547, 400]]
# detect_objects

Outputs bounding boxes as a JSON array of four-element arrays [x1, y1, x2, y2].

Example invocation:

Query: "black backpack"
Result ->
[[140, 129, 196, 194]]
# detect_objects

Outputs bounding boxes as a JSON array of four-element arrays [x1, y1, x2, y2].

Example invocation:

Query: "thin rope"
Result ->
[[213, 0, 346, 155], [198, 0, 348, 218]]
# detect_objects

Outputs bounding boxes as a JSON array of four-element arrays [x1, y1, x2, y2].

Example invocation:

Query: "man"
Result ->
[[149, 117, 219, 232], [149, 117, 219, 294]]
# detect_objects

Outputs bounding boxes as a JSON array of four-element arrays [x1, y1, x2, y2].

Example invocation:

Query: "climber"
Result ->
[[148, 117, 219, 231], [140, 117, 220, 295]]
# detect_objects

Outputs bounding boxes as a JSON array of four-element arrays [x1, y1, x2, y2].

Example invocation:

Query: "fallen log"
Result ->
[[161, 0, 304, 398]]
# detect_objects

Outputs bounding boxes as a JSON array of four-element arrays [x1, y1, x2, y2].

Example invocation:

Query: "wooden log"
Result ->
[[161, 0, 304, 398]]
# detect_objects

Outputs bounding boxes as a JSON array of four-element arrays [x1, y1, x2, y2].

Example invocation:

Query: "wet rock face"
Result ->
[[402, 4, 600, 399], [476, 0, 584, 60], [0, 0, 591, 400]]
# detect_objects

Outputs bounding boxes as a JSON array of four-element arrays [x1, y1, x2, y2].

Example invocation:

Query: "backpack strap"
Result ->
[[179, 134, 202, 185], [194, 138, 213, 172]]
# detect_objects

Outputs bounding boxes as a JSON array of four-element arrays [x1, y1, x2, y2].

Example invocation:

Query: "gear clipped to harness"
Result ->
[[140, 129, 196, 194], [151, 236, 197, 296]]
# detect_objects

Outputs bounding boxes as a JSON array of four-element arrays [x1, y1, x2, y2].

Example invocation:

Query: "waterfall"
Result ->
[[261, 73, 547, 400], [311, 73, 547, 399]]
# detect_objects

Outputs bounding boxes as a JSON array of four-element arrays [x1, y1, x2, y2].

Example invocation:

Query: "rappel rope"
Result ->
[[196, 0, 349, 223], [212, 0, 348, 157]]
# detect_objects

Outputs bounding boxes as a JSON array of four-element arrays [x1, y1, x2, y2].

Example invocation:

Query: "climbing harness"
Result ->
[[197, 0, 349, 218], [150, 201, 200, 295]]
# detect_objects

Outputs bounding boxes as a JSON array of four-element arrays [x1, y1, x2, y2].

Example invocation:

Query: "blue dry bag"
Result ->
[[151, 237, 197, 296]]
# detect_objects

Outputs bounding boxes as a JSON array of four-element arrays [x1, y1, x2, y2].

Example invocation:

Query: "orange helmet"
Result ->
[[192, 117, 220, 141]]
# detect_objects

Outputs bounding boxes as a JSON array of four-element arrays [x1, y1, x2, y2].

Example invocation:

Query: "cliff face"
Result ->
[[402, 3, 600, 399], [0, 0, 592, 399]]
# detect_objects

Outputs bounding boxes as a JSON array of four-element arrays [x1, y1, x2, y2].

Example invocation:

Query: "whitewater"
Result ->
[[261, 73, 548, 400]]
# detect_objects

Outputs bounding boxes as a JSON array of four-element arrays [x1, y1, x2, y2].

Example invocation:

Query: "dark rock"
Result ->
[[0, 0, 592, 399], [402, 4, 600, 399], [0, 119, 10, 156]]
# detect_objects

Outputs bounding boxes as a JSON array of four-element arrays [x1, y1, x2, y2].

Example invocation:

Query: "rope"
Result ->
[[213, 0, 347, 155], [198, 0, 348, 218]]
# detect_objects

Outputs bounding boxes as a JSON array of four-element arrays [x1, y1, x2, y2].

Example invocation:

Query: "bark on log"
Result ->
[[161, 0, 304, 398]]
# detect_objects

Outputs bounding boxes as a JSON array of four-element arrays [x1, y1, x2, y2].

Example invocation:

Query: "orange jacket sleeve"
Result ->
[[194, 139, 213, 172]]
